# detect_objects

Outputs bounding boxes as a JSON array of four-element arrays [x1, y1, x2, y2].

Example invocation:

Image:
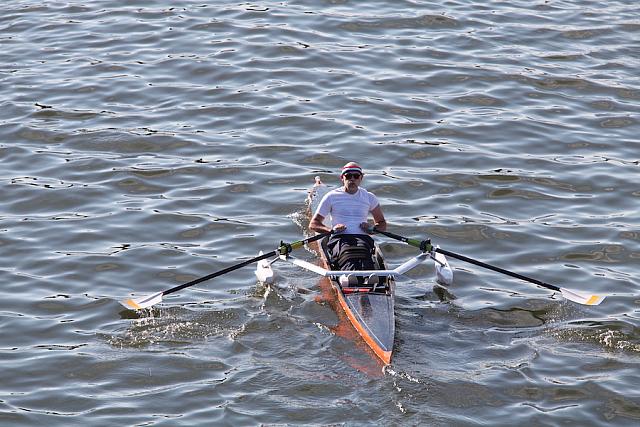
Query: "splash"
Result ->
[[385, 366, 422, 384], [550, 319, 640, 354], [597, 329, 640, 352], [107, 305, 246, 349]]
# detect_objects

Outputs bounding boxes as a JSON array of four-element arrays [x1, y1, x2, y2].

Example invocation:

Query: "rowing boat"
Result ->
[[318, 233, 396, 363], [310, 176, 395, 363], [254, 177, 453, 364]]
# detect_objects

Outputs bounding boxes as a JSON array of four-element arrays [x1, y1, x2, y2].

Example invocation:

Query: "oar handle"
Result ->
[[434, 248, 560, 292], [162, 231, 332, 297]]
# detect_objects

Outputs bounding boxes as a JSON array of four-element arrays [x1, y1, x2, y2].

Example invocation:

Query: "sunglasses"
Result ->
[[343, 173, 362, 180]]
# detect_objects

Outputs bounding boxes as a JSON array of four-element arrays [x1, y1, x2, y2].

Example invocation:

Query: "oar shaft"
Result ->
[[373, 228, 605, 306], [163, 231, 331, 297], [163, 250, 277, 296], [375, 228, 560, 293], [374, 229, 429, 251], [434, 248, 560, 292]]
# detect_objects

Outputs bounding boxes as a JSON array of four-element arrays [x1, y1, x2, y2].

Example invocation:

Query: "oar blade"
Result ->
[[120, 291, 164, 310], [560, 288, 605, 306]]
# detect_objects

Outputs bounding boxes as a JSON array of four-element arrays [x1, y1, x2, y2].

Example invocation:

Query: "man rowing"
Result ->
[[309, 162, 387, 278]]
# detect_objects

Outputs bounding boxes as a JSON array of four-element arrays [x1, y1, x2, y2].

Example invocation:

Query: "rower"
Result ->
[[308, 162, 387, 286]]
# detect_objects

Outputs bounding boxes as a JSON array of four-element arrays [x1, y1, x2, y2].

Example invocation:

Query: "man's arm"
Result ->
[[309, 213, 331, 233], [371, 205, 386, 232]]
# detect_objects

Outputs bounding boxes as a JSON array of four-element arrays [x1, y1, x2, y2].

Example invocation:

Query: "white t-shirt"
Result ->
[[314, 187, 379, 235]]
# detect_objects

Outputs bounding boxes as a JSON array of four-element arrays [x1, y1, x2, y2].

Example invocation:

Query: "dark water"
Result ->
[[1, 1, 639, 425]]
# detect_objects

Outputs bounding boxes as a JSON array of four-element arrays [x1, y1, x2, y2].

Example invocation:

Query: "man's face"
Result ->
[[342, 172, 362, 192]]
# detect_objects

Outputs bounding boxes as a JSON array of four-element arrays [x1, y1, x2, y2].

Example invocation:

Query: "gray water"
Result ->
[[1, 1, 638, 425]]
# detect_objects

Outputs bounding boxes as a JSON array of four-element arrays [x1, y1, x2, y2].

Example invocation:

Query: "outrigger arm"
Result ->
[[255, 232, 454, 287], [280, 252, 431, 284]]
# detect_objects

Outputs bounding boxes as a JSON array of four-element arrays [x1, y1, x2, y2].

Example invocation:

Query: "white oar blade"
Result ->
[[560, 288, 605, 306], [120, 291, 164, 310]]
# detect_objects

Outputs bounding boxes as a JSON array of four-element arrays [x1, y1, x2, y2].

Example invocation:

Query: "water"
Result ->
[[1, 0, 638, 425]]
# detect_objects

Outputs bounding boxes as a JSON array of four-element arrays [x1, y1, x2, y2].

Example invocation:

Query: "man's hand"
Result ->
[[360, 222, 375, 234], [332, 223, 347, 233]]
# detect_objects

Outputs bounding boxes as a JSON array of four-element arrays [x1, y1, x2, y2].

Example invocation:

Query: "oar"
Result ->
[[120, 231, 332, 310], [373, 228, 605, 306]]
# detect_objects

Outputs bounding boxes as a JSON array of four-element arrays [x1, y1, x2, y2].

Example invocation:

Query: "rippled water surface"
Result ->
[[1, 0, 639, 425]]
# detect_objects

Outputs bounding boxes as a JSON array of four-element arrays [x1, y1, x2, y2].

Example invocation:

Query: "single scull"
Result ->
[[121, 177, 606, 365], [255, 177, 453, 364]]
